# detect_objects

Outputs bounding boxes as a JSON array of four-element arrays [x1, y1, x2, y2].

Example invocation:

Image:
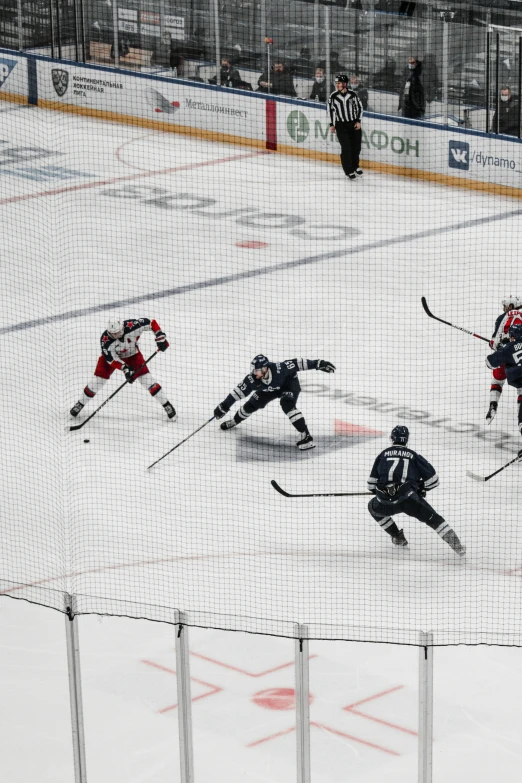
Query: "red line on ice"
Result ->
[[344, 685, 417, 737], [191, 650, 317, 677], [141, 658, 222, 713], [0, 148, 270, 206]]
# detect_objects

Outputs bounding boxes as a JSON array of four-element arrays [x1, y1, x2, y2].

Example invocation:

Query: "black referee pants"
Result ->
[[335, 122, 362, 176]]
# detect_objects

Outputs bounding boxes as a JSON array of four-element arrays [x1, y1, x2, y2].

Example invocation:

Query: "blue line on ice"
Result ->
[[2, 206, 521, 336]]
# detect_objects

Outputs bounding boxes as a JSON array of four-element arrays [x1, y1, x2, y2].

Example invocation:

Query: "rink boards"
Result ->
[[2, 48, 522, 197]]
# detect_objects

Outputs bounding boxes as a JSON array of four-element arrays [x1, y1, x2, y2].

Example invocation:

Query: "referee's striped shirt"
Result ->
[[328, 89, 363, 125]]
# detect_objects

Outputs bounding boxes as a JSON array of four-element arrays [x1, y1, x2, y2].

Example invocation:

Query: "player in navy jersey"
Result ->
[[486, 295, 522, 422], [367, 425, 465, 555], [486, 323, 522, 445], [213, 354, 336, 450], [70, 318, 176, 420]]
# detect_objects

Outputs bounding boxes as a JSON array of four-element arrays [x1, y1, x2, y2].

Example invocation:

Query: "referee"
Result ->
[[328, 74, 364, 180]]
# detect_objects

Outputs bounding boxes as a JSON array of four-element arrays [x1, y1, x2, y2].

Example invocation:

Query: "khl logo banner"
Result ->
[[52, 69, 69, 97], [0, 57, 17, 89], [448, 140, 470, 170]]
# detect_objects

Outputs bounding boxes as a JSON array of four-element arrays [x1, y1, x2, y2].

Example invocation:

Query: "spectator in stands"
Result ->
[[209, 56, 243, 89], [398, 56, 425, 119], [110, 35, 129, 61], [257, 60, 296, 97], [318, 51, 343, 77], [152, 31, 172, 69], [91, 0, 114, 44], [373, 58, 397, 91], [349, 74, 369, 111], [293, 47, 314, 78], [492, 86, 520, 136], [309, 67, 328, 102]]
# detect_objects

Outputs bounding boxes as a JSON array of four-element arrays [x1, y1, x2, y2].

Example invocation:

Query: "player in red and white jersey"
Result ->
[[486, 295, 522, 422], [70, 318, 177, 420]]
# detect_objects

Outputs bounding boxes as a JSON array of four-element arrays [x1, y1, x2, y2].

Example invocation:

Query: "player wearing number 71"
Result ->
[[367, 426, 465, 556]]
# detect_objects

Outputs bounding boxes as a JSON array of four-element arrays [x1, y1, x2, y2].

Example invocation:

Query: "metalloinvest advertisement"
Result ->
[[36, 59, 266, 145]]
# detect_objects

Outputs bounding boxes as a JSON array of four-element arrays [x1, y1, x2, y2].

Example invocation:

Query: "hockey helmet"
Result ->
[[107, 319, 124, 338], [335, 73, 349, 84], [502, 295, 522, 310], [390, 425, 409, 445], [251, 354, 269, 374], [509, 323, 522, 342]]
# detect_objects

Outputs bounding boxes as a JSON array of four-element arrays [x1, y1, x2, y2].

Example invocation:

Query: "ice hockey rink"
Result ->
[[1, 102, 522, 781]]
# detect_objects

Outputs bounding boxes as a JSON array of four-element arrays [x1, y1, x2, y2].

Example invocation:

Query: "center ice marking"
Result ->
[[236, 420, 383, 462], [252, 687, 313, 710]]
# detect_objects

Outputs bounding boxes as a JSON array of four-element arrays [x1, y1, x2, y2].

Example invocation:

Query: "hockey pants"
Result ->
[[232, 377, 307, 433], [368, 492, 455, 544]]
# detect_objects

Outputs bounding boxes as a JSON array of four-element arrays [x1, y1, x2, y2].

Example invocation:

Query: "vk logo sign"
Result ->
[[0, 58, 17, 89], [449, 140, 470, 170]]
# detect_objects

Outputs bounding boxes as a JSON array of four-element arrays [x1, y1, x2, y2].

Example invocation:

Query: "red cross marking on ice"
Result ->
[[141, 658, 222, 714], [343, 685, 417, 736], [247, 684, 414, 754], [246, 721, 400, 756], [190, 650, 317, 677], [192, 653, 411, 755]]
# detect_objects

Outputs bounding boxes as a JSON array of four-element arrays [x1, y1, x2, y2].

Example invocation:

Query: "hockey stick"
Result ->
[[271, 480, 371, 498], [421, 297, 489, 343], [147, 417, 215, 470], [466, 455, 520, 482], [69, 352, 158, 432]]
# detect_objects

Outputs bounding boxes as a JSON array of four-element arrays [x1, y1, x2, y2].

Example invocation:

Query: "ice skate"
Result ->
[[486, 401, 497, 422], [392, 529, 408, 548], [70, 401, 84, 418], [297, 432, 315, 450], [443, 530, 466, 557], [163, 402, 177, 421], [221, 418, 239, 430]]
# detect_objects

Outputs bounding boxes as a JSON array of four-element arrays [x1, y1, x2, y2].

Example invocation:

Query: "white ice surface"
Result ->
[[1, 598, 522, 783], [1, 103, 522, 780]]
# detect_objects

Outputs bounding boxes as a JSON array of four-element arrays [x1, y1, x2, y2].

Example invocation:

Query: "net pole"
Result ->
[[325, 6, 331, 99], [368, 3, 375, 90], [418, 631, 434, 783], [49, 0, 55, 59], [175, 613, 194, 783], [112, 0, 120, 68], [495, 32, 500, 135], [442, 17, 449, 125], [16, 0, 23, 50], [64, 595, 88, 783], [486, 30, 491, 133], [313, 0, 320, 66], [295, 625, 311, 783], [518, 37, 522, 138], [213, 0, 221, 86]]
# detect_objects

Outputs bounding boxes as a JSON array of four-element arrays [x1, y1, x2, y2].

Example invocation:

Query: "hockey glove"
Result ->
[[123, 365, 135, 384], [214, 403, 229, 420], [155, 331, 169, 352], [317, 359, 336, 374]]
